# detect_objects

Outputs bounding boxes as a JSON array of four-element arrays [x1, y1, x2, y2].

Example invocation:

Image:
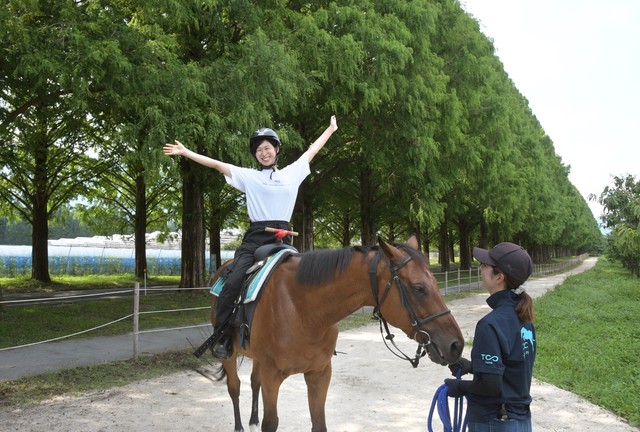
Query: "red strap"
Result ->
[[273, 229, 288, 240]]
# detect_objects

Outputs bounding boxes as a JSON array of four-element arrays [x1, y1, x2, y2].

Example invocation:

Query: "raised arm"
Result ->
[[307, 115, 338, 163], [163, 140, 232, 177]]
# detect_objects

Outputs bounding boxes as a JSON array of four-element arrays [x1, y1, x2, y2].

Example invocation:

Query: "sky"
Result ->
[[461, 0, 640, 219]]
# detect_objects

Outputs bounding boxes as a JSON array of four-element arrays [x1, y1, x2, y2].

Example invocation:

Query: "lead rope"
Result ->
[[427, 367, 468, 432]]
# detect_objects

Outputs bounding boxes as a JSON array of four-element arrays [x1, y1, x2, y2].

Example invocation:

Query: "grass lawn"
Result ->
[[534, 257, 640, 426], [0, 290, 211, 348], [0, 274, 181, 294]]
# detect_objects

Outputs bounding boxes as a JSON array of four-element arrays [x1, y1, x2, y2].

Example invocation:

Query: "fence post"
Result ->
[[133, 282, 140, 360], [445, 271, 449, 294]]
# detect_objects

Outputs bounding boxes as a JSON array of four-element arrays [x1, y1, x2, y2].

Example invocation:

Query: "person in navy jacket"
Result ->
[[445, 242, 535, 432]]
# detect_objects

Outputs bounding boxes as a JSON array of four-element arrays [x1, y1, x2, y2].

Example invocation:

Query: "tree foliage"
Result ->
[[598, 175, 640, 276], [1, 0, 604, 285]]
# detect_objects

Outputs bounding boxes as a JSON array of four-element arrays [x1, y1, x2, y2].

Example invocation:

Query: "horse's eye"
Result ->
[[413, 284, 425, 293]]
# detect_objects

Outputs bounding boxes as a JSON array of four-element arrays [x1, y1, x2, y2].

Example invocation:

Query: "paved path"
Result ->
[[0, 323, 212, 381]]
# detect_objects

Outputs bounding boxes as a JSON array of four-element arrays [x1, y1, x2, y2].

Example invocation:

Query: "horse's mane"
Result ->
[[295, 246, 374, 286], [294, 242, 427, 286]]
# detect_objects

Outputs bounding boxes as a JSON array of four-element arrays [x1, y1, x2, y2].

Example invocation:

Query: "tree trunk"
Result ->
[[208, 192, 222, 275], [387, 222, 396, 243], [439, 218, 450, 272], [31, 201, 50, 282], [449, 239, 455, 264], [479, 222, 488, 249], [458, 219, 471, 270], [294, 183, 314, 252], [422, 225, 431, 265], [134, 174, 147, 278], [409, 221, 423, 252], [31, 135, 51, 283], [180, 159, 206, 289], [341, 209, 352, 247], [360, 166, 376, 247]]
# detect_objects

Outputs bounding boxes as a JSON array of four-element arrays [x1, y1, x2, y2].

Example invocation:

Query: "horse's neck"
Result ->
[[298, 257, 375, 326]]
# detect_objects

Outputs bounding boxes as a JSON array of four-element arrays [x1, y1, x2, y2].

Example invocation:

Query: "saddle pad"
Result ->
[[210, 249, 292, 303]]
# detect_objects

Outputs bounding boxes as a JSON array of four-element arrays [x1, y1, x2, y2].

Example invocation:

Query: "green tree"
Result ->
[[598, 175, 640, 276], [78, 0, 188, 279], [293, 0, 448, 247], [0, 104, 109, 282], [152, 1, 311, 287], [0, 0, 144, 281]]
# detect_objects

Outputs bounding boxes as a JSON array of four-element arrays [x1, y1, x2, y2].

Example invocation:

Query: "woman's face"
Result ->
[[479, 262, 505, 292], [254, 140, 278, 167]]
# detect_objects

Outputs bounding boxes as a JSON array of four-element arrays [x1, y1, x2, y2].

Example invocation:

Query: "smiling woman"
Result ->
[[163, 115, 338, 360]]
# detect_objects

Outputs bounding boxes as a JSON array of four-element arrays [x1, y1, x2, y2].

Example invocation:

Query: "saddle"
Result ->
[[253, 243, 297, 263], [210, 243, 297, 301], [194, 243, 296, 357]]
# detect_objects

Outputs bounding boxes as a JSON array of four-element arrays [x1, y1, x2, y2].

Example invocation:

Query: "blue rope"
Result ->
[[427, 372, 468, 432]]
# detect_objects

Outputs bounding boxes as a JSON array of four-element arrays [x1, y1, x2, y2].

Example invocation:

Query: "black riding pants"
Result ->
[[215, 220, 291, 333]]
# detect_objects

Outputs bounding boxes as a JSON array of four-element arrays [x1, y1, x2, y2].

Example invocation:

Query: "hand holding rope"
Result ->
[[427, 366, 468, 432]]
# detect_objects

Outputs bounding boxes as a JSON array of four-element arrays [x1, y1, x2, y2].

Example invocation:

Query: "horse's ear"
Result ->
[[377, 236, 391, 255], [378, 236, 399, 259], [407, 234, 419, 251]]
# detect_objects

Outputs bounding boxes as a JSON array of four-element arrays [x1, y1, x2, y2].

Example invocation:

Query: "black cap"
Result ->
[[473, 242, 533, 283]]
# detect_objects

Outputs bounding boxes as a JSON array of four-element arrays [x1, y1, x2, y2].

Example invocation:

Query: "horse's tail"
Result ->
[[213, 363, 227, 381], [194, 362, 228, 383]]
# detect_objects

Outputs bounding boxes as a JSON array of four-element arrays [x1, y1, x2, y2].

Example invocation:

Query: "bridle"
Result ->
[[368, 251, 451, 368]]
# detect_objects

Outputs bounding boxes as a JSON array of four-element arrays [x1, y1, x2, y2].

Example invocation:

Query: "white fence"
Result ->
[[0, 255, 589, 358]]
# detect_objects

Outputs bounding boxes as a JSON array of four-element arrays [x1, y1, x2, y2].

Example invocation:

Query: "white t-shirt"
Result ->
[[225, 151, 311, 222]]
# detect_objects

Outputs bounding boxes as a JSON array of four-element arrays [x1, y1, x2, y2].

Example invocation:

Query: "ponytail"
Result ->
[[515, 292, 534, 322], [503, 272, 535, 322]]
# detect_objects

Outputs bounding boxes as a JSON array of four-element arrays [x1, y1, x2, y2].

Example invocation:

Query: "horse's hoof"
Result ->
[[249, 425, 260, 432]]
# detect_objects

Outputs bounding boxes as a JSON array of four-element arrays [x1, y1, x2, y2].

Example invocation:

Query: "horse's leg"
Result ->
[[223, 355, 245, 432], [259, 368, 285, 432], [304, 363, 332, 432], [248, 360, 261, 432]]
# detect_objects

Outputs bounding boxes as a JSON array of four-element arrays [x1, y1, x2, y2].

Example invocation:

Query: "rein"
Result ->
[[427, 368, 468, 432], [368, 251, 451, 368]]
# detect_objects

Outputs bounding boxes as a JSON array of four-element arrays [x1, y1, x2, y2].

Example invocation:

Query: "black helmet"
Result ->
[[249, 128, 281, 155]]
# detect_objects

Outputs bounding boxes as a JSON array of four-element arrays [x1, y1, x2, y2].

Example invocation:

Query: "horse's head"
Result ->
[[374, 236, 464, 366]]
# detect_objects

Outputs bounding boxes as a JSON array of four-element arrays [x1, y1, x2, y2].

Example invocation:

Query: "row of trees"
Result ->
[[1, 0, 602, 287], [597, 175, 640, 277]]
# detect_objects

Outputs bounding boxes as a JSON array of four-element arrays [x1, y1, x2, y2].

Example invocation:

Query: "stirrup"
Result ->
[[212, 336, 232, 360]]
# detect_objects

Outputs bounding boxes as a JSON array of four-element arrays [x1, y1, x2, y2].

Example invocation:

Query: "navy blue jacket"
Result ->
[[468, 289, 536, 421]]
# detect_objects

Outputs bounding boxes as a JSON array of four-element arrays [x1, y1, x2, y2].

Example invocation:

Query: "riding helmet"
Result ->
[[249, 128, 281, 155]]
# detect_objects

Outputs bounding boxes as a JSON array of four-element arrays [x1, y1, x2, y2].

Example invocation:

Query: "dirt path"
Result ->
[[2, 258, 638, 431]]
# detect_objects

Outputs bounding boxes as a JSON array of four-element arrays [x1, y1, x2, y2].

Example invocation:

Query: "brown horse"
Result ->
[[209, 236, 464, 432]]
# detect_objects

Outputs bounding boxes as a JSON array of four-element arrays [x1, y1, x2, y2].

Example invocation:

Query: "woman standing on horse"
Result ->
[[444, 242, 535, 432], [163, 115, 338, 359]]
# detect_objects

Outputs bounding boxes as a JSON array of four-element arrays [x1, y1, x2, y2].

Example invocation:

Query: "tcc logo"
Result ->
[[481, 353, 499, 362]]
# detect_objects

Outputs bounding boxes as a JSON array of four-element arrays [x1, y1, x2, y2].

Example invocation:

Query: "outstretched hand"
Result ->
[[329, 115, 338, 132], [163, 140, 186, 157]]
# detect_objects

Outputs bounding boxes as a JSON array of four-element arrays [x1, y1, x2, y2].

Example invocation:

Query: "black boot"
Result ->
[[212, 334, 232, 360]]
